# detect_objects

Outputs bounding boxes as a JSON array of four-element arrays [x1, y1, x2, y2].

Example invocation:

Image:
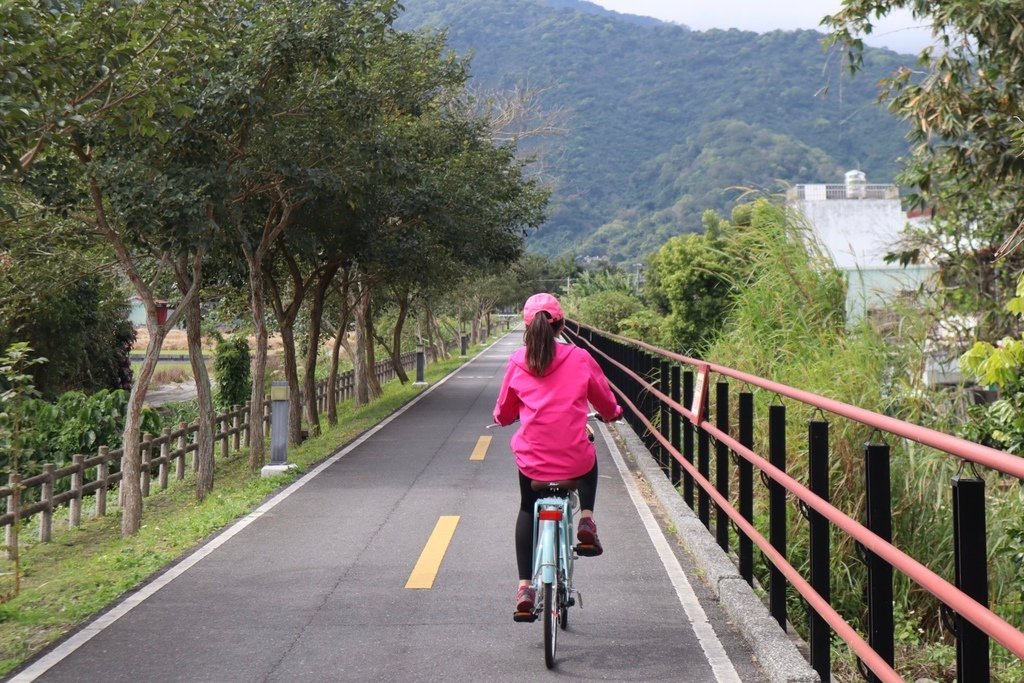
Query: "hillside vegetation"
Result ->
[[397, 0, 912, 262]]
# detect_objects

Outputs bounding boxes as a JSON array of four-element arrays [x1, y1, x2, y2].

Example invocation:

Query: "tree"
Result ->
[[645, 211, 739, 352], [825, 1, 1024, 339], [1, 1, 237, 534], [0, 213, 133, 397], [205, 0, 409, 466]]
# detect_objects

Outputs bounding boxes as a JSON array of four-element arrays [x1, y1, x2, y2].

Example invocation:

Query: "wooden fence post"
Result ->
[[70, 454, 84, 527], [176, 423, 187, 480], [141, 432, 151, 497], [192, 421, 200, 472], [159, 428, 170, 490], [233, 406, 241, 452], [40, 464, 54, 543], [96, 446, 109, 518], [243, 403, 251, 447], [220, 415, 229, 459], [6, 473, 20, 560]]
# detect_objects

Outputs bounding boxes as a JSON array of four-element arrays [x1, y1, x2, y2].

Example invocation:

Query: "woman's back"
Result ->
[[495, 344, 618, 480]]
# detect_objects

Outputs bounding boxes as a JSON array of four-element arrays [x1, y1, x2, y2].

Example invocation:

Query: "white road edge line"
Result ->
[[598, 422, 743, 683], [10, 340, 507, 683]]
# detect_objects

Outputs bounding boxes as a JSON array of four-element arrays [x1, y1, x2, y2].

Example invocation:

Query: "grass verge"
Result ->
[[0, 352, 475, 677]]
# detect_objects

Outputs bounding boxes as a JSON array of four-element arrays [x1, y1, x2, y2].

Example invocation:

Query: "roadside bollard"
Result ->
[[261, 381, 296, 477], [461, 334, 468, 356], [414, 345, 427, 385]]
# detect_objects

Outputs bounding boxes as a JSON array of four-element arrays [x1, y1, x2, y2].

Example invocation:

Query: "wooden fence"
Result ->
[[2, 352, 418, 554]]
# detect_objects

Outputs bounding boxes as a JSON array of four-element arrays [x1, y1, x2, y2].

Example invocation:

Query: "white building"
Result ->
[[787, 171, 936, 322]]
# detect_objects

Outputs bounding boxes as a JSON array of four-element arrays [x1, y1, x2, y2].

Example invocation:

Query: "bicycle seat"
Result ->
[[530, 479, 580, 492]]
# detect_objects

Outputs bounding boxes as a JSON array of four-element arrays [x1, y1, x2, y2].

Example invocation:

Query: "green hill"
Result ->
[[396, 0, 911, 262]]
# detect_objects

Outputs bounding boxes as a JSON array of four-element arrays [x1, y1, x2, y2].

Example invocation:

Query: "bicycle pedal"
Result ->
[[575, 543, 602, 557], [513, 611, 538, 623]]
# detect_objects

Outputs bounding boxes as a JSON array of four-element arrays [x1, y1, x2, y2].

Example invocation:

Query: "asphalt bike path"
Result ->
[[12, 333, 767, 682]]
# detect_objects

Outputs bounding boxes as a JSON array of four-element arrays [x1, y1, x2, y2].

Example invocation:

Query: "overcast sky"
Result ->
[[590, 1, 933, 54]]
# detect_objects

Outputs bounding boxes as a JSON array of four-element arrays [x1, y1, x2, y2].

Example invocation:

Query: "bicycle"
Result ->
[[516, 476, 585, 668], [491, 418, 601, 669]]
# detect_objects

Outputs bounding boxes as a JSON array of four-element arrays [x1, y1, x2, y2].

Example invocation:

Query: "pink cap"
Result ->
[[523, 293, 564, 325]]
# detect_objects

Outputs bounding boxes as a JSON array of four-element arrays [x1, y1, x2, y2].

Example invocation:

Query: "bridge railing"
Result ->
[[564, 320, 1024, 683], [1, 352, 417, 552]]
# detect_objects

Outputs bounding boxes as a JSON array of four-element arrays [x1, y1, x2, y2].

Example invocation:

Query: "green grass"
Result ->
[[0, 352, 475, 676]]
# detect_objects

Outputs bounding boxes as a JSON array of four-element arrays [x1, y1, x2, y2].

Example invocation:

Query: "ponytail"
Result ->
[[524, 312, 563, 375]]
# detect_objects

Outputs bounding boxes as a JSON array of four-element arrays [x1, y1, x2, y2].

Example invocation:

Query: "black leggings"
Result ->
[[515, 460, 598, 581]]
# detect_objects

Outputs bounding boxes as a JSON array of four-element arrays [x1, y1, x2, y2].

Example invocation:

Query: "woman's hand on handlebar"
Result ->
[[588, 410, 622, 423]]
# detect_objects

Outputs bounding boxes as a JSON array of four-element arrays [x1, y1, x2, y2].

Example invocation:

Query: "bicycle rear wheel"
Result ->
[[542, 582, 557, 668]]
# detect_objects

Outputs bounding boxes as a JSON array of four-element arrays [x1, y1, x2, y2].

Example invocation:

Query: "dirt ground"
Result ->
[[133, 327, 290, 353]]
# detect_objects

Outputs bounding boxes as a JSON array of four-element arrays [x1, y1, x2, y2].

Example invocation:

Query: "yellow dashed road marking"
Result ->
[[405, 516, 460, 589], [470, 435, 492, 461]]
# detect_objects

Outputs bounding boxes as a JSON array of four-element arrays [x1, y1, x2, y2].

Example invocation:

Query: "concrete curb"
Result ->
[[609, 421, 820, 683]]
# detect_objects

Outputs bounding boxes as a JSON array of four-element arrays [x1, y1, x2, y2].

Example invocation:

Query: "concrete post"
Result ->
[[414, 345, 427, 386], [261, 381, 296, 477]]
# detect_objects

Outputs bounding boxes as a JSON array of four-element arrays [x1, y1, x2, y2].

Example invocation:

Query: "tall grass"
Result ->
[[704, 201, 1024, 681]]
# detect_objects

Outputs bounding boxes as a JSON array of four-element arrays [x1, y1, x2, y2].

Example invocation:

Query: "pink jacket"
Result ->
[[493, 343, 622, 481]]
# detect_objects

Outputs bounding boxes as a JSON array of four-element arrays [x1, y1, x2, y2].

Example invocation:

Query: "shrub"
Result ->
[[574, 290, 643, 334], [214, 335, 251, 410]]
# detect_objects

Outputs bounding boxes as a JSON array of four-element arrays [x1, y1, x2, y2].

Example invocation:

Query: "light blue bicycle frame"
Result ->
[[531, 492, 576, 596]]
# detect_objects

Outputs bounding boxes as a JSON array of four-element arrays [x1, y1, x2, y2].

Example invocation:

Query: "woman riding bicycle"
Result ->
[[492, 292, 623, 615]]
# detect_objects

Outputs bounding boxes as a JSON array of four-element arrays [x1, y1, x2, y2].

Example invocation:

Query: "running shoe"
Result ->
[[576, 517, 603, 556]]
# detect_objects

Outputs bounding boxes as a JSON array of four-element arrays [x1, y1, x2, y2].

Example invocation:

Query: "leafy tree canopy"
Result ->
[[825, 0, 1024, 338]]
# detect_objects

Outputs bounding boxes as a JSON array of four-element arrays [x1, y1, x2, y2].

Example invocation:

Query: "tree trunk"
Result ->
[[426, 304, 448, 361], [279, 322, 303, 444], [363, 285, 382, 399], [264, 253, 308, 446], [239, 198, 297, 470], [244, 246, 269, 470], [424, 305, 437, 362], [326, 268, 352, 425], [327, 325, 343, 426], [181, 285, 214, 500], [120, 323, 164, 535], [391, 291, 410, 383], [351, 285, 369, 406], [303, 262, 342, 438], [82, 170, 200, 536]]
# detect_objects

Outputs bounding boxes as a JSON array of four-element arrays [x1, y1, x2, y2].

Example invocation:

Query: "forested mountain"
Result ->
[[396, 0, 911, 262]]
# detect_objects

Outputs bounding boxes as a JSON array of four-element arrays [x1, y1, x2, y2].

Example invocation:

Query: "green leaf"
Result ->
[[172, 103, 194, 118]]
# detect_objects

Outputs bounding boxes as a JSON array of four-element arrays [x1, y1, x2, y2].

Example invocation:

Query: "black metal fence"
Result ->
[[564, 320, 1024, 683]]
